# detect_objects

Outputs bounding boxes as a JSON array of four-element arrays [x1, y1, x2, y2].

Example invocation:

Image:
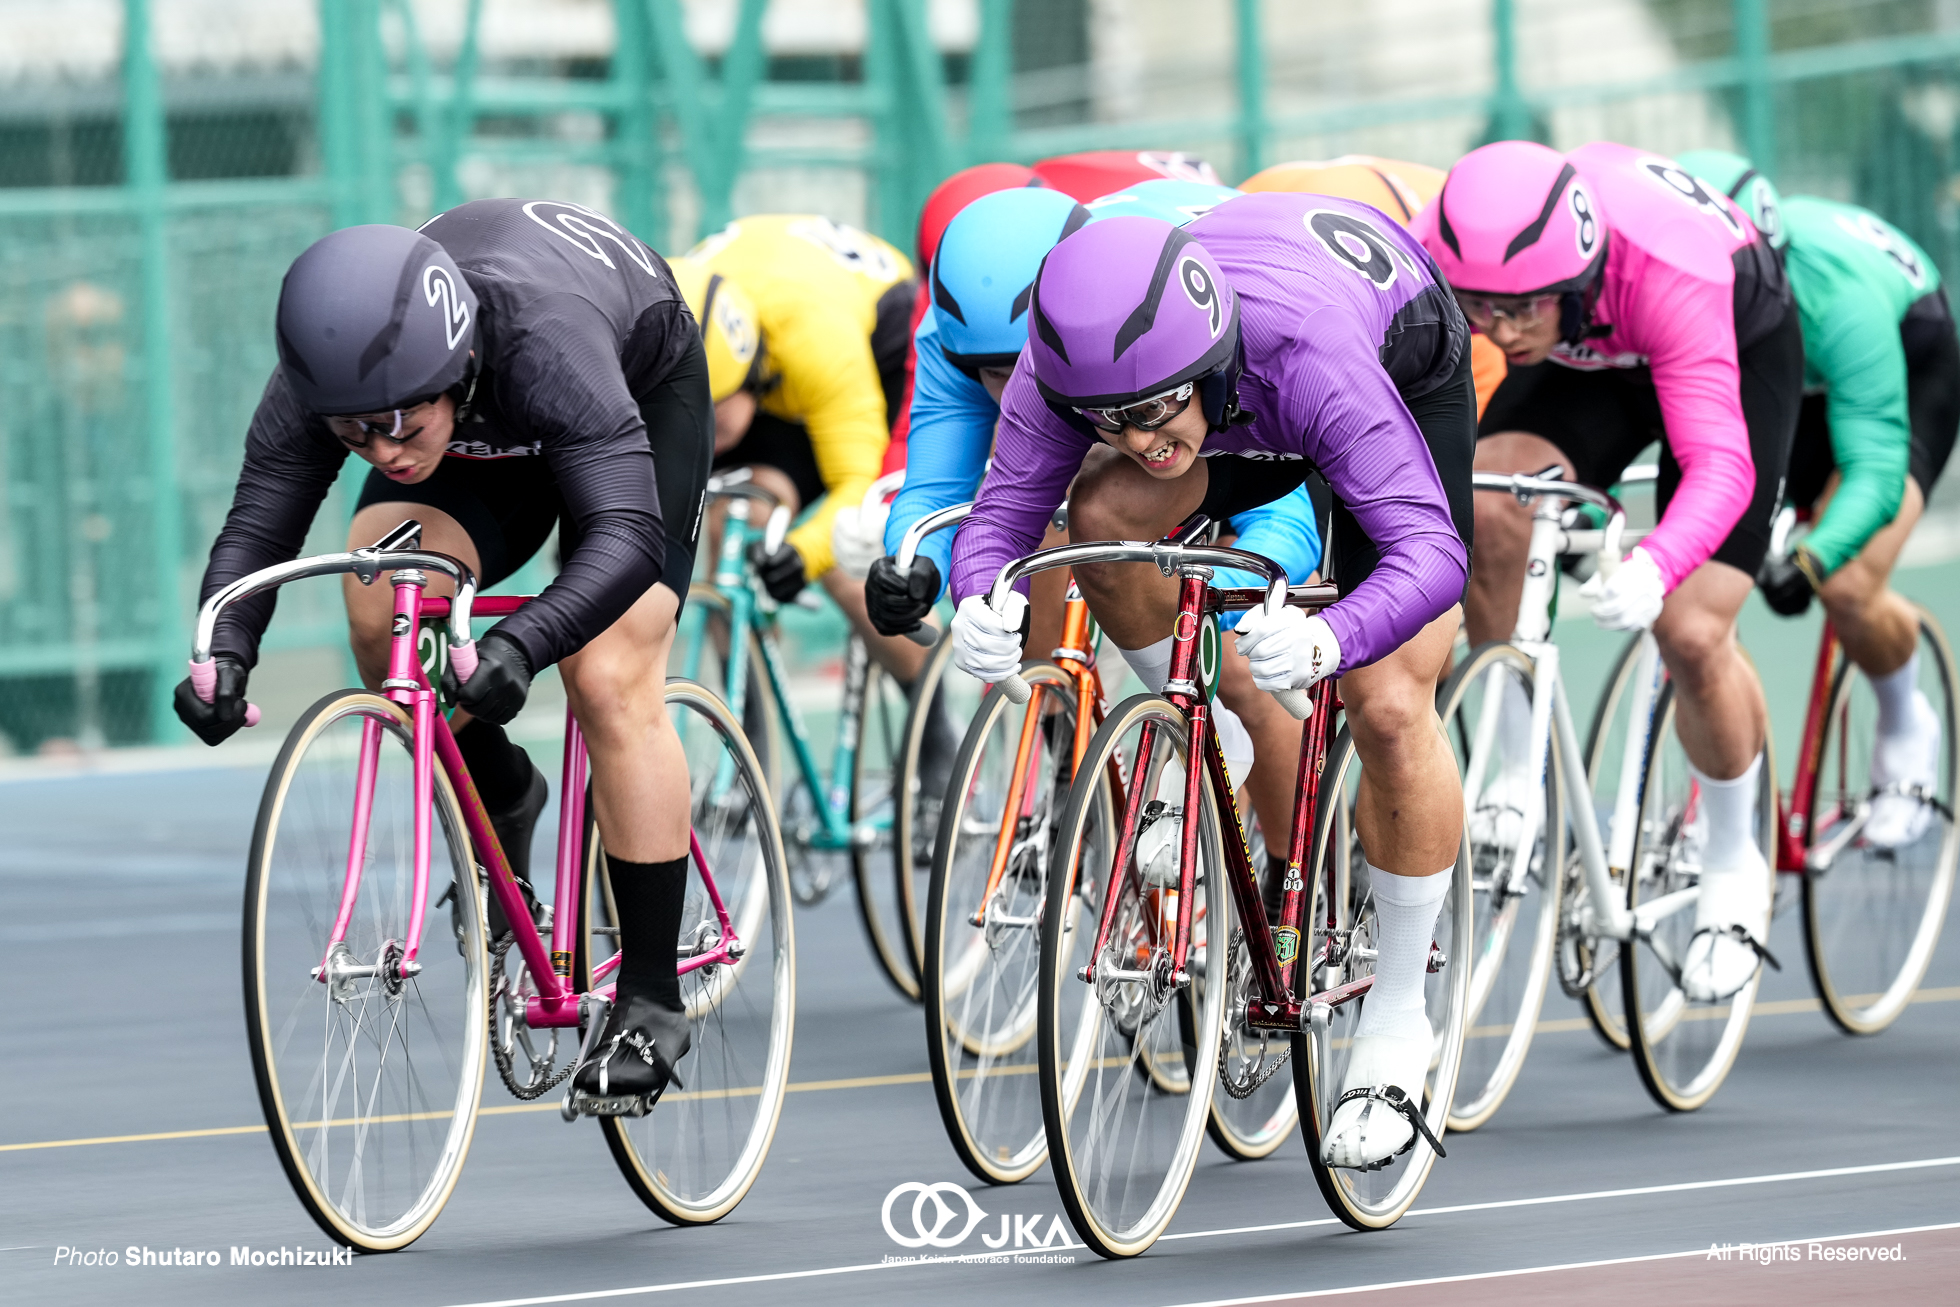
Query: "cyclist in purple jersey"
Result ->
[[948, 195, 1475, 1170]]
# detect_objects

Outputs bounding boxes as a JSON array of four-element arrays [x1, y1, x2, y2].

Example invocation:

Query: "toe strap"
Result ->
[[1690, 922, 1781, 972], [1333, 1083, 1447, 1159]]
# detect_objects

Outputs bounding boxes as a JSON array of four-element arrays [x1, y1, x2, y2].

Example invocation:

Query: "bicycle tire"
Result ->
[[923, 663, 1087, 1184], [1296, 727, 1473, 1230], [1038, 693, 1226, 1258], [894, 626, 984, 986], [852, 649, 923, 1000], [1577, 631, 1648, 1051], [1620, 679, 1776, 1112], [1437, 642, 1564, 1133], [1801, 606, 1960, 1034], [680, 589, 783, 805], [244, 689, 487, 1252]]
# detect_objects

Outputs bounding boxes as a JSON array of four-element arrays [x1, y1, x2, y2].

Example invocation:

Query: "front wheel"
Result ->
[[581, 679, 795, 1224], [1802, 607, 1960, 1033], [244, 690, 487, 1252], [1295, 726, 1473, 1231]]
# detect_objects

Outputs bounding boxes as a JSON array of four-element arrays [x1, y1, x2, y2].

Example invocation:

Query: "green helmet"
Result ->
[[1675, 149, 1785, 250]]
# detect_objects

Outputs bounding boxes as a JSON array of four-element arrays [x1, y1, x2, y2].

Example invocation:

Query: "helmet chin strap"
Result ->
[[1200, 344, 1253, 431]]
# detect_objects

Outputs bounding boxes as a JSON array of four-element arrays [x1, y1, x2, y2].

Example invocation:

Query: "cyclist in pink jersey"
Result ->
[[1417, 140, 1805, 1003]]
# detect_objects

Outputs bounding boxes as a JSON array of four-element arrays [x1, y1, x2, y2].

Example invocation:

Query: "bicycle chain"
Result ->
[[1218, 930, 1292, 1100], [489, 937, 576, 1100]]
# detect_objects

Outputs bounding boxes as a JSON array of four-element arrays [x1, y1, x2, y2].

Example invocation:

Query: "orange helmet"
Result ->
[[1237, 155, 1444, 224]]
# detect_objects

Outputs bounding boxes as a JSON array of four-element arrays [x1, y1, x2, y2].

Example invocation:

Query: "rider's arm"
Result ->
[[883, 320, 997, 588], [948, 363, 1094, 605], [496, 295, 708, 670], [1796, 296, 1911, 575], [1289, 309, 1469, 672], [1214, 484, 1324, 629], [198, 372, 348, 667], [1627, 261, 1758, 590], [769, 307, 892, 579]]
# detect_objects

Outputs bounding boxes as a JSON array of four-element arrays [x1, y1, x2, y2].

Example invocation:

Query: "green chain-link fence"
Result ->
[[3, 0, 1959, 751]]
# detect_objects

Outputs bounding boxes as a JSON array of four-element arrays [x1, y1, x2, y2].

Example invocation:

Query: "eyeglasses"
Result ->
[[324, 400, 436, 449], [1076, 381, 1196, 434], [1454, 292, 1561, 332]]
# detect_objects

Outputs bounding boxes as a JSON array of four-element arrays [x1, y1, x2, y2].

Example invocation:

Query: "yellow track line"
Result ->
[[8, 988, 1957, 1155]]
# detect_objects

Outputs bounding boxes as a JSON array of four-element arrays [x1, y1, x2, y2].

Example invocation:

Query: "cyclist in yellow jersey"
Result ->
[[681, 216, 926, 680], [1240, 156, 1509, 418]]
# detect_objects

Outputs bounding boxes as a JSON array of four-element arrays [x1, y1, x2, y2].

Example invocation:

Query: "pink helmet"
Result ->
[[1420, 140, 1606, 297]]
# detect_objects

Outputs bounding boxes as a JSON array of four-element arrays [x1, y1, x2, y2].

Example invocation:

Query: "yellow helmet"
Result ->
[[669, 255, 760, 403]]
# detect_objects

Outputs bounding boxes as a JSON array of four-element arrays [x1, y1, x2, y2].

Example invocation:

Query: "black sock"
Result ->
[[456, 718, 533, 813], [609, 855, 689, 1012], [1262, 849, 1290, 925]]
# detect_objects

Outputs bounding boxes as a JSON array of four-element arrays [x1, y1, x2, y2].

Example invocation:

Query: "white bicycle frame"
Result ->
[[1467, 468, 1691, 952]]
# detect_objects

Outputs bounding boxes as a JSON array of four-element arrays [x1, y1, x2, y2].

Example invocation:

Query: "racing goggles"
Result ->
[[1453, 291, 1562, 332], [1076, 381, 1196, 434], [325, 397, 439, 449]]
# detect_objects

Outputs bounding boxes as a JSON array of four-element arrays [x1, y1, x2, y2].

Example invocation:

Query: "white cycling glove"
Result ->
[[1232, 605, 1342, 692], [1582, 546, 1666, 631], [830, 499, 891, 581], [951, 593, 1029, 684]]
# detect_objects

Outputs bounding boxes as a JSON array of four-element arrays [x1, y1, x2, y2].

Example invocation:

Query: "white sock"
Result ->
[[1212, 702, 1256, 794], [1353, 864, 1451, 1039], [1118, 636, 1174, 695], [1496, 673, 1533, 785], [1872, 654, 1921, 740], [1690, 752, 1762, 873]]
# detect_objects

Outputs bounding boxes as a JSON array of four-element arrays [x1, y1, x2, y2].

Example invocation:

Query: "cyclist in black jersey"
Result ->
[[176, 198, 712, 1102]]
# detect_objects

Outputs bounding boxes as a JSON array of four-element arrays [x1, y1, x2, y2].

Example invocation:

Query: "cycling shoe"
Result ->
[[1322, 1021, 1441, 1170], [1468, 769, 1543, 858], [573, 992, 691, 1103], [1681, 846, 1776, 1002], [1866, 692, 1941, 850]]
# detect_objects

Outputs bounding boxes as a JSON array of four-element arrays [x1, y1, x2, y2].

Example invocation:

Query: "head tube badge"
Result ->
[[1198, 612, 1220, 703], [418, 618, 450, 704]]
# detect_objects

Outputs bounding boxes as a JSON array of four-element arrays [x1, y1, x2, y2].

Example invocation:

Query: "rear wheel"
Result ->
[[1437, 643, 1563, 1133], [1295, 728, 1473, 1230], [851, 642, 926, 1000], [1621, 680, 1775, 1112], [895, 627, 987, 988], [1039, 694, 1225, 1258], [1577, 632, 1650, 1051], [581, 680, 795, 1223], [244, 690, 486, 1252], [924, 663, 1089, 1184], [1802, 608, 1960, 1033]]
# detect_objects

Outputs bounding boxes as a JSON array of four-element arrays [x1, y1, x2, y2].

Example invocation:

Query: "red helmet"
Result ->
[[915, 163, 1042, 271], [1031, 150, 1221, 202]]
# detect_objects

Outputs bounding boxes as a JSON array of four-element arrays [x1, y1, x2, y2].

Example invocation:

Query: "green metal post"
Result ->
[[1490, 0, 1531, 142], [352, 0, 393, 222], [885, 0, 954, 242], [968, 0, 1013, 165], [704, 0, 769, 233], [433, 0, 483, 212], [1235, 0, 1266, 180], [318, 0, 364, 227], [643, 0, 722, 237], [390, 0, 439, 219], [613, 0, 661, 245], [123, 0, 185, 740], [1734, 0, 1776, 175]]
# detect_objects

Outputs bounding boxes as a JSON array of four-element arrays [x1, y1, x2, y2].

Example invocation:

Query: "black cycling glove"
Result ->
[[173, 655, 251, 747], [865, 555, 940, 637], [1756, 551, 1815, 617], [456, 630, 533, 727], [751, 541, 808, 605]]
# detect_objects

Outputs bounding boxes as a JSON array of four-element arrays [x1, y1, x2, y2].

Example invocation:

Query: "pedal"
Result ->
[[561, 1088, 656, 1119]]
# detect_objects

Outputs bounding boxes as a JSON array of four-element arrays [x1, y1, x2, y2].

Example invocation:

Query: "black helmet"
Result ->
[[275, 224, 478, 416]]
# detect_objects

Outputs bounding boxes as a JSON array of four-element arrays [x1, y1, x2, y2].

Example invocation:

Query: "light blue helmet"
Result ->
[[1084, 178, 1244, 227], [931, 187, 1092, 371]]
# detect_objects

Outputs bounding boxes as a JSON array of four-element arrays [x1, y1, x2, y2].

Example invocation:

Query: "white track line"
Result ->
[[433, 1158, 1960, 1307], [1160, 1220, 1960, 1305]]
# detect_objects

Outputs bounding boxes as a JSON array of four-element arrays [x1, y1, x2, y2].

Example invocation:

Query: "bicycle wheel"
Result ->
[[1620, 680, 1776, 1112], [924, 664, 1091, 1184], [581, 679, 795, 1224], [1205, 921, 1300, 1160], [1577, 631, 1649, 1051], [1803, 608, 1960, 1033], [1437, 643, 1564, 1133], [244, 690, 486, 1252], [852, 646, 925, 1000], [1039, 694, 1226, 1258], [675, 590, 782, 803], [895, 627, 987, 986], [1296, 728, 1473, 1230]]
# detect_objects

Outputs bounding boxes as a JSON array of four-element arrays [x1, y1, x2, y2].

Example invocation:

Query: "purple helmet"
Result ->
[[1028, 216, 1239, 409]]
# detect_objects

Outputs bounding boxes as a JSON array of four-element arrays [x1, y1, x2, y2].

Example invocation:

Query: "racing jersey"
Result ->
[[1544, 142, 1790, 590], [689, 215, 914, 577], [199, 197, 706, 671], [952, 191, 1470, 673], [1780, 195, 1941, 573], [887, 305, 1323, 627]]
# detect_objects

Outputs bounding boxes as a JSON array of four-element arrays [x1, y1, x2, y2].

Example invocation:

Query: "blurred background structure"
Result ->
[[3, 0, 1960, 750]]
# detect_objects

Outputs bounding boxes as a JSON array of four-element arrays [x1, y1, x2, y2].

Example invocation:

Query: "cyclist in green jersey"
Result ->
[[1679, 151, 1960, 846]]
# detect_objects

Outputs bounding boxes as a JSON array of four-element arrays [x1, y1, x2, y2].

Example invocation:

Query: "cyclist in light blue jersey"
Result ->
[[1081, 177, 1246, 225]]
